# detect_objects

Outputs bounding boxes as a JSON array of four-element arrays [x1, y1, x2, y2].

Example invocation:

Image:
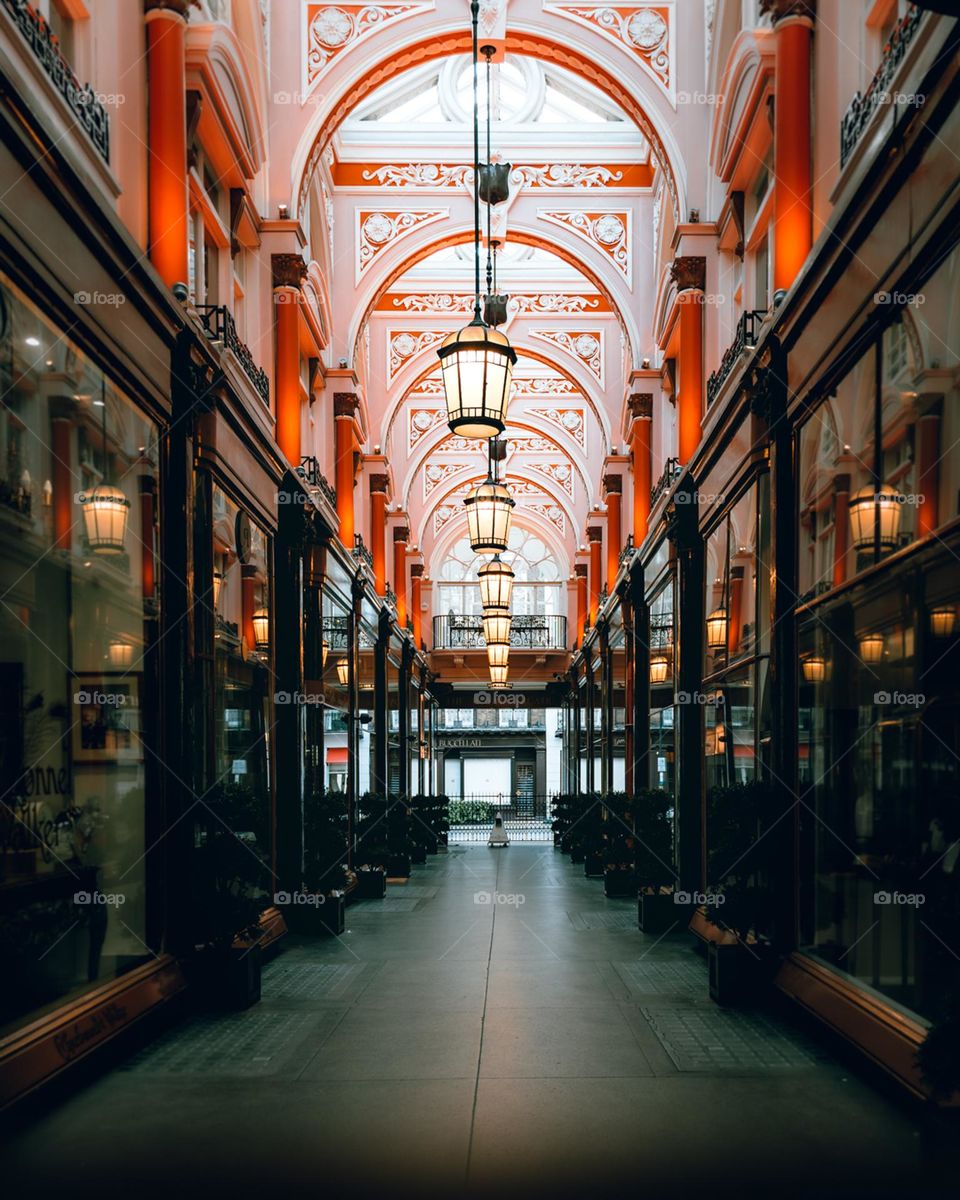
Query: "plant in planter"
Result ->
[[191, 781, 271, 1009], [634, 788, 677, 932], [580, 793, 605, 877], [294, 789, 349, 935], [602, 792, 637, 898], [706, 779, 777, 1004], [918, 1003, 960, 1104]]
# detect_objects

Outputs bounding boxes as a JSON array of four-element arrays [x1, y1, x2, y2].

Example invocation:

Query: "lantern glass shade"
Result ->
[[107, 641, 134, 668], [649, 655, 670, 685], [489, 663, 509, 687], [487, 641, 509, 670], [802, 655, 827, 683], [859, 633, 884, 664], [483, 610, 512, 647], [437, 321, 517, 439], [706, 606, 728, 650], [322, 638, 330, 668], [930, 606, 957, 638], [81, 483, 129, 554], [336, 657, 349, 686], [252, 607, 270, 650], [848, 483, 902, 552], [212, 569, 223, 608], [465, 479, 515, 554], [478, 554, 515, 610]]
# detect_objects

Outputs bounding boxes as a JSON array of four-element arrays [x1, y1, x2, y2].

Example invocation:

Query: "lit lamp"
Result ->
[[212, 569, 223, 608], [482, 609, 512, 648], [489, 662, 509, 687], [81, 379, 129, 555], [930, 606, 957, 638], [108, 640, 134, 668], [649, 655, 670, 685], [465, 475, 514, 554], [322, 638, 330, 668], [801, 654, 827, 683], [859, 633, 884, 664], [487, 641, 509, 670], [437, 6, 517, 438], [848, 483, 902, 552], [478, 553, 514, 609], [706, 606, 728, 651], [252, 607, 270, 650], [336, 657, 350, 686]]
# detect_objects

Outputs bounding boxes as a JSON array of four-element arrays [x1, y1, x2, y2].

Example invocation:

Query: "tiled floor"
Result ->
[[3, 846, 953, 1198]]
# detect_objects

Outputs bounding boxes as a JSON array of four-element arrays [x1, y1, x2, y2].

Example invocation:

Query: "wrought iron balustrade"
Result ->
[[353, 534, 374, 572], [618, 534, 635, 568], [195, 304, 270, 405], [2, 0, 110, 162], [706, 309, 764, 408], [432, 613, 567, 651], [650, 457, 682, 508], [840, 4, 922, 167], [297, 456, 338, 509]]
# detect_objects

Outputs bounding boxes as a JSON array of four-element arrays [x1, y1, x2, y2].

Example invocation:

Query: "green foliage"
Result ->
[[707, 779, 776, 940], [195, 781, 271, 952], [303, 789, 348, 893], [917, 1006, 960, 1101], [633, 788, 676, 887]]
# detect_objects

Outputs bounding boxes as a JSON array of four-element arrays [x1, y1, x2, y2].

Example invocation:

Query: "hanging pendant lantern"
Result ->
[[858, 633, 884, 664], [801, 654, 827, 683], [482, 609, 512, 648], [487, 641, 509, 670], [649, 654, 670, 685], [252, 607, 270, 650], [336, 657, 350, 686], [930, 605, 957, 638], [489, 662, 509, 687], [706, 606, 728, 651], [478, 553, 514, 609], [212, 568, 223, 608], [107, 640, 134, 669], [465, 476, 514, 554], [322, 638, 330, 668], [848, 483, 902, 552], [81, 380, 129, 555]]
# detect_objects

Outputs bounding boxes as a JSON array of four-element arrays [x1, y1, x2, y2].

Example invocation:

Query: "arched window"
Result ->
[[435, 525, 564, 616]]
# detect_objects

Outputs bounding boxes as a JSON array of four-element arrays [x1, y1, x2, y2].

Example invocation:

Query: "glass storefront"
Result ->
[[0, 275, 161, 1034]]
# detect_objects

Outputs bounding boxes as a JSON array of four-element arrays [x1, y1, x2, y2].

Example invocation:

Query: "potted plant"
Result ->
[[581, 793, 605, 877], [706, 779, 777, 1005], [602, 793, 637, 898], [634, 788, 677, 932], [918, 1007, 960, 1105], [289, 789, 348, 936], [190, 782, 270, 1009]]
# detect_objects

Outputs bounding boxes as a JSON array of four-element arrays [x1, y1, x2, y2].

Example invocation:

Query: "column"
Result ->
[[575, 564, 588, 647], [587, 526, 603, 627], [727, 565, 745, 656], [603, 475, 622, 592], [334, 393, 358, 550], [769, 0, 815, 293], [139, 474, 156, 600], [369, 475, 389, 596], [410, 563, 424, 649], [50, 408, 73, 550], [393, 525, 409, 628], [241, 563, 257, 654], [671, 256, 705, 465], [145, 0, 189, 289], [916, 401, 942, 538], [832, 473, 850, 588], [272, 254, 307, 467], [629, 393, 653, 546]]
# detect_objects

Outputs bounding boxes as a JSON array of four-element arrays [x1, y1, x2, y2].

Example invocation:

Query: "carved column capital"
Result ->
[[393, 525, 409, 543], [334, 392, 358, 418], [760, 0, 816, 23], [575, 564, 588, 579], [410, 564, 424, 579], [669, 255, 706, 292], [369, 474, 390, 495], [602, 474, 622, 496], [587, 526, 603, 543], [629, 392, 653, 420], [272, 253, 308, 289]]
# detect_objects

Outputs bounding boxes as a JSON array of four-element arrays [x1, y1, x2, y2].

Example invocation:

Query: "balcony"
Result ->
[[432, 614, 567, 651], [706, 309, 765, 409], [650, 457, 682, 509], [195, 304, 270, 406], [840, 4, 923, 168], [2, 0, 110, 162]]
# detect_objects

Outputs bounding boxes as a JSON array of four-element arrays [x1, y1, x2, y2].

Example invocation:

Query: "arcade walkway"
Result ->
[[4, 848, 949, 1198]]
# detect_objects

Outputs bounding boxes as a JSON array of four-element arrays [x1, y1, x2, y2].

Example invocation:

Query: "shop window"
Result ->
[[0, 275, 160, 1036], [648, 577, 676, 796]]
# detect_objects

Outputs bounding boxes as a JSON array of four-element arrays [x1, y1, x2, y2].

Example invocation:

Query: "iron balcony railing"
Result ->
[[2, 0, 110, 161], [840, 4, 922, 167], [353, 534, 374, 572], [706, 309, 765, 408], [195, 304, 270, 406], [297, 456, 338, 510], [650, 456, 682, 509], [433, 613, 567, 651]]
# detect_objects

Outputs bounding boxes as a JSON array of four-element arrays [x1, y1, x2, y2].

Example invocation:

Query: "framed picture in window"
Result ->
[[71, 674, 142, 764]]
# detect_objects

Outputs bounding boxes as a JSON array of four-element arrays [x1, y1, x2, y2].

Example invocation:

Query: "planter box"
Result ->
[[604, 868, 636, 898], [411, 843, 428, 864], [354, 867, 387, 899], [192, 944, 262, 1011], [584, 851, 605, 878], [708, 939, 773, 1006], [387, 853, 411, 878], [570, 845, 585, 863], [638, 889, 677, 934], [286, 894, 345, 937]]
